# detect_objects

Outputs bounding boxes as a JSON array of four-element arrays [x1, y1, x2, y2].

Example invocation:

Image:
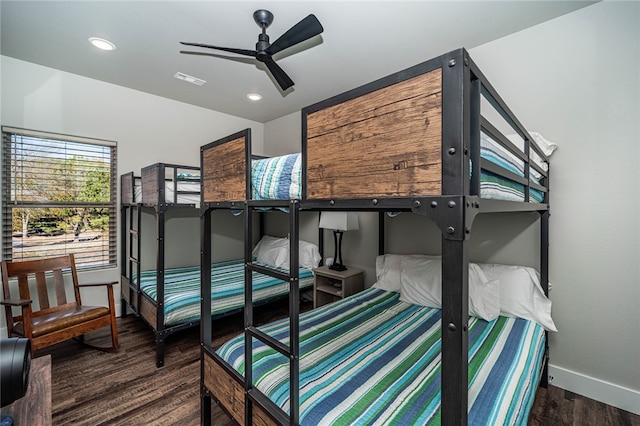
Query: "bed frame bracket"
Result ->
[[411, 196, 480, 240]]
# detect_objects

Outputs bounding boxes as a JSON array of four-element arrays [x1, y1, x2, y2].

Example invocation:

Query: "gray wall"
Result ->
[[470, 0, 639, 412]]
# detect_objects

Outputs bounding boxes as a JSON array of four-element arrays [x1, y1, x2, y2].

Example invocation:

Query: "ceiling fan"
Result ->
[[180, 10, 324, 91]]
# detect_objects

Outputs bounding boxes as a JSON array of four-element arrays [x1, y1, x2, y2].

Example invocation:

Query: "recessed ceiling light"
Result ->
[[247, 93, 262, 101], [88, 37, 116, 51], [173, 72, 206, 86]]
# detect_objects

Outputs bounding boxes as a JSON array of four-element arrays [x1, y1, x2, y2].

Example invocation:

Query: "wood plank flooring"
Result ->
[[47, 303, 640, 425]]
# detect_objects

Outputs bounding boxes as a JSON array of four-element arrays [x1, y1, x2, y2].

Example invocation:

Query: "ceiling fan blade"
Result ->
[[266, 14, 323, 56], [263, 57, 294, 91], [180, 42, 257, 57]]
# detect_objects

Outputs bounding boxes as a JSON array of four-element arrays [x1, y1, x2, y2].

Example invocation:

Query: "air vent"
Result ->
[[173, 72, 206, 86]]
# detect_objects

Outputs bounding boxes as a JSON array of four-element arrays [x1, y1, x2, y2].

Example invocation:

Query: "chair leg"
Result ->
[[110, 319, 119, 349]]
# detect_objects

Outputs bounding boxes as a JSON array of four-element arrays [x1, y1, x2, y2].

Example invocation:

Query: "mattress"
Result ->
[[216, 287, 546, 425], [137, 259, 315, 326], [134, 180, 201, 205]]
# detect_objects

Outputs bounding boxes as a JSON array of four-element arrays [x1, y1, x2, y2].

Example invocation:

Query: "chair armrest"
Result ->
[[0, 298, 32, 306], [78, 281, 118, 288]]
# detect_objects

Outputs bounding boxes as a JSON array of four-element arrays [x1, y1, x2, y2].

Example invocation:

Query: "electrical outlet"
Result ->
[[548, 375, 554, 383]]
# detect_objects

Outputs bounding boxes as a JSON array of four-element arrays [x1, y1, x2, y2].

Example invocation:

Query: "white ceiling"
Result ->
[[1, 1, 596, 123]]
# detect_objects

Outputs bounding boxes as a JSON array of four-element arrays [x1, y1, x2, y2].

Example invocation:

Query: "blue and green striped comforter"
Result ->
[[480, 133, 546, 203], [138, 259, 314, 326], [217, 288, 545, 425]]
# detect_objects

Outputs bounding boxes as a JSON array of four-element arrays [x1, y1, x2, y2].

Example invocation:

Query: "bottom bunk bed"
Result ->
[[123, 234, 319, 367], [205, 257, 555, 425], [135, 259, 315, 327]]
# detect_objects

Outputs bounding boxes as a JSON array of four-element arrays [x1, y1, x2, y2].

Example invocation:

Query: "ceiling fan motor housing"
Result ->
[[256, 33, 270, 62]]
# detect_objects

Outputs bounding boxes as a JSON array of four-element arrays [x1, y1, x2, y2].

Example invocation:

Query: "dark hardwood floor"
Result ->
[[47, 303, 639, 425]]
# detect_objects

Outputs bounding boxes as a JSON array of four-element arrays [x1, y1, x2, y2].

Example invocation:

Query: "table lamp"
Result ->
[[319, 212, 359, 271]]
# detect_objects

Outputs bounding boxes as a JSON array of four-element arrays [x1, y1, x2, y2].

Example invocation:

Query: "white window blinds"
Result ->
[[2, 127, 117, 269]]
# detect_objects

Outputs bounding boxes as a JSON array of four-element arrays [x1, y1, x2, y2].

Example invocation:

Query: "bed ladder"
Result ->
[[127, 203, 142, 313], [243, 199, 301, 425]]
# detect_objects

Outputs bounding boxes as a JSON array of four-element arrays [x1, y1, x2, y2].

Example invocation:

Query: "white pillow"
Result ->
[[477, 263, 557, 332], [506, 131, 558, 172], [373, 254, 436, 293], [398, 257, 500, 322], [281, 239, 322, 270], [252, 235, 289, 268], [373, 254, 403, 292]]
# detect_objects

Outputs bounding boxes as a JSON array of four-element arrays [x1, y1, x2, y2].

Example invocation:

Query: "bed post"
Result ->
[[120, 202, 128, 317], [154, 207, 166, 367], [440, 48, 472, 426], [441, 236, 470, 425], [244, 202, 254, 424], [288, 200, 301, 424], [540, 209, 550, 388], [200, 202, 213, 424], [378, 212, 385, 255]]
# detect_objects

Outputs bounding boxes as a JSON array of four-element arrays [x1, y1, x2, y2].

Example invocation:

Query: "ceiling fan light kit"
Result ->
[[180, 9, 324, 91]]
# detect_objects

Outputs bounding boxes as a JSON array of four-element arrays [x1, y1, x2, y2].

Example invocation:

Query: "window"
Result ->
[[2, 127, 117, 269]]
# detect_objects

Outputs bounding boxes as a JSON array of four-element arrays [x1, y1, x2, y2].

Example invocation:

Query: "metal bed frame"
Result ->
[[200, 48, 550, 425]]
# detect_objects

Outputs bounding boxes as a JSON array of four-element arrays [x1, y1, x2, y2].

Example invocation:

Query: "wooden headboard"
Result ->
[[201, 129, 251, 204], [304, 68, 443, 200]]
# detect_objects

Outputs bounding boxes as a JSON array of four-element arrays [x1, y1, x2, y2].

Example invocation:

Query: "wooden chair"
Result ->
[[1, 254, 119, 357]]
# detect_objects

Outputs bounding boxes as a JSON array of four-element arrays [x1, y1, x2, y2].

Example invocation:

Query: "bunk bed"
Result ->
[[122, 162, 319, 367], [200, 48, 553, 425], [120, 163, 202, 367]]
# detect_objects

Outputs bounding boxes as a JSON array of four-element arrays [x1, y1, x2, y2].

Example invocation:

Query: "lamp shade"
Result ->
[[319, 212, 359, 231]]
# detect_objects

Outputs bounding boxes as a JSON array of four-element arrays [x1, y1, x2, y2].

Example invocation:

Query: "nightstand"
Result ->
[[313, 265, 364, 308]]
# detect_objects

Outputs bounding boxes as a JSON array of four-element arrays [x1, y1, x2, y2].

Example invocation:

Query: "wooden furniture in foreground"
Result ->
[[313, 265, 364, 308], [1, 254, 119, 357], [1, 354, 52, 425]]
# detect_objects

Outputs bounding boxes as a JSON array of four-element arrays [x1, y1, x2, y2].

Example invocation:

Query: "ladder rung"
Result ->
[[248, 263, 291, 282], [246, 326, 291, 358]]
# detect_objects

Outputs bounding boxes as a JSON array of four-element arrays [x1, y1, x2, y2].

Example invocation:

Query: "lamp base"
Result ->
[[328, 263, 347, 271]]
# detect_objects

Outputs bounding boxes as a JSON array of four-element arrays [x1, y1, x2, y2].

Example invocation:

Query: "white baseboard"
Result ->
[[548, 364, 640, 415]]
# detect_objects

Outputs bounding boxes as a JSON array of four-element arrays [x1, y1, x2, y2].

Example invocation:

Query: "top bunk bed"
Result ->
[[200, 49, 551, 219], [199, 48, 554, 425], [120, 162, 200, 208]]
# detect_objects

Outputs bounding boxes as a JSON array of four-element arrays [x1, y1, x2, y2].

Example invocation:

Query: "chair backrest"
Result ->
[[1, 254, 81, 318]]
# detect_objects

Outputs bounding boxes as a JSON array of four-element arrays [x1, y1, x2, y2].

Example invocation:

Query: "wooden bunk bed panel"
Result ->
[[204, 355, 275, 425], [120, 172, 135, 204], [141, 163, 161, 205], [306, 68, 442, 200], [202, 136, 246, 203], [139, 294, 157, 330], [139, 162, 201, 206], [121, 278, 135, 309]]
